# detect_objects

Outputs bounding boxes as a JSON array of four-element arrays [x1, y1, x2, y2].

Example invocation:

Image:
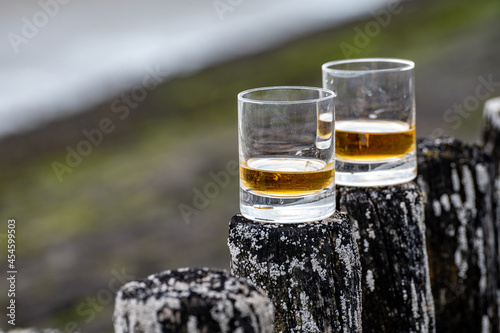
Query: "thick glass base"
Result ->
[[240, 187, 335, 223], [335, 154, 417, 187]]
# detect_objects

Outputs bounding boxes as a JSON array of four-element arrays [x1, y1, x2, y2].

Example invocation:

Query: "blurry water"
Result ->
[[0, 0, 389, 137]]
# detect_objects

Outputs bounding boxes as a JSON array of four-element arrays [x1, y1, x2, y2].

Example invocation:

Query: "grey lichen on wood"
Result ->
[[228, 212, 362, 333], [337, 182, 436, 333], [113, 267, 274, 333], [417, 136, 499, 332]]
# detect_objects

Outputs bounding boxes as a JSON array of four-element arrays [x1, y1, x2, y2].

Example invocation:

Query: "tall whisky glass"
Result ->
[[238, 86, 335, 223], [322, 58, 416, 187]]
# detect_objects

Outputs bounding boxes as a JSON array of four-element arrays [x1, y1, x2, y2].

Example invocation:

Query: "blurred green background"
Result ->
[[1, 0, 500, 331]]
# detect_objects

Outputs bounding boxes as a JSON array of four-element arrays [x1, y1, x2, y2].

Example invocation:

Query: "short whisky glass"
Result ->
[[238, 86, 335, 223], [322, 58, 417, 187]]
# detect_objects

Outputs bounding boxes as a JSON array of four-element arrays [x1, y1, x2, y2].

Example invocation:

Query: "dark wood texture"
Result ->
[[228, 212, 362, 333], [337, 183, 436, 333], [482, 97, 500, 333], [417, 137, 499, 332], [113, 267, 274, 333]]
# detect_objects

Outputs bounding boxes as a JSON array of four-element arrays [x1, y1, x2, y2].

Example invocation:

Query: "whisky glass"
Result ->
[[322, 58, 416, 187], [238, 86, 335, 223]]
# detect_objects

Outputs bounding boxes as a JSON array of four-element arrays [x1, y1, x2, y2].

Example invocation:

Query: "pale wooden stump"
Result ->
[[113, 267, 274, 333]]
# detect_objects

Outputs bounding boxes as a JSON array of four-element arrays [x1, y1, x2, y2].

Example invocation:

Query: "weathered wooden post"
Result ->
[[482, 99, 500, 284], [228, 212, 362, 332], [417, 136, 499, 332], [482, 96, 500, 333], [414, 96, 500, 332], [113, 267, 275, 332], [416, 95, 500, 333], [337, 183, 436, 332]]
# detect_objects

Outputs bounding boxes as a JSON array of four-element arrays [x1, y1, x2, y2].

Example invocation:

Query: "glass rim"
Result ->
[[322, 58, 414, 74], [238, 86, 334, 105]]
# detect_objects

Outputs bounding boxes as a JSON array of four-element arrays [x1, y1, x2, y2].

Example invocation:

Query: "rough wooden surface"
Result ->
[[482, 98, 500, 292], [228, 212, 362, 333], [417, 137, 499, 332], [337, 183, 436, 333], [113, 267, 274, 333]]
